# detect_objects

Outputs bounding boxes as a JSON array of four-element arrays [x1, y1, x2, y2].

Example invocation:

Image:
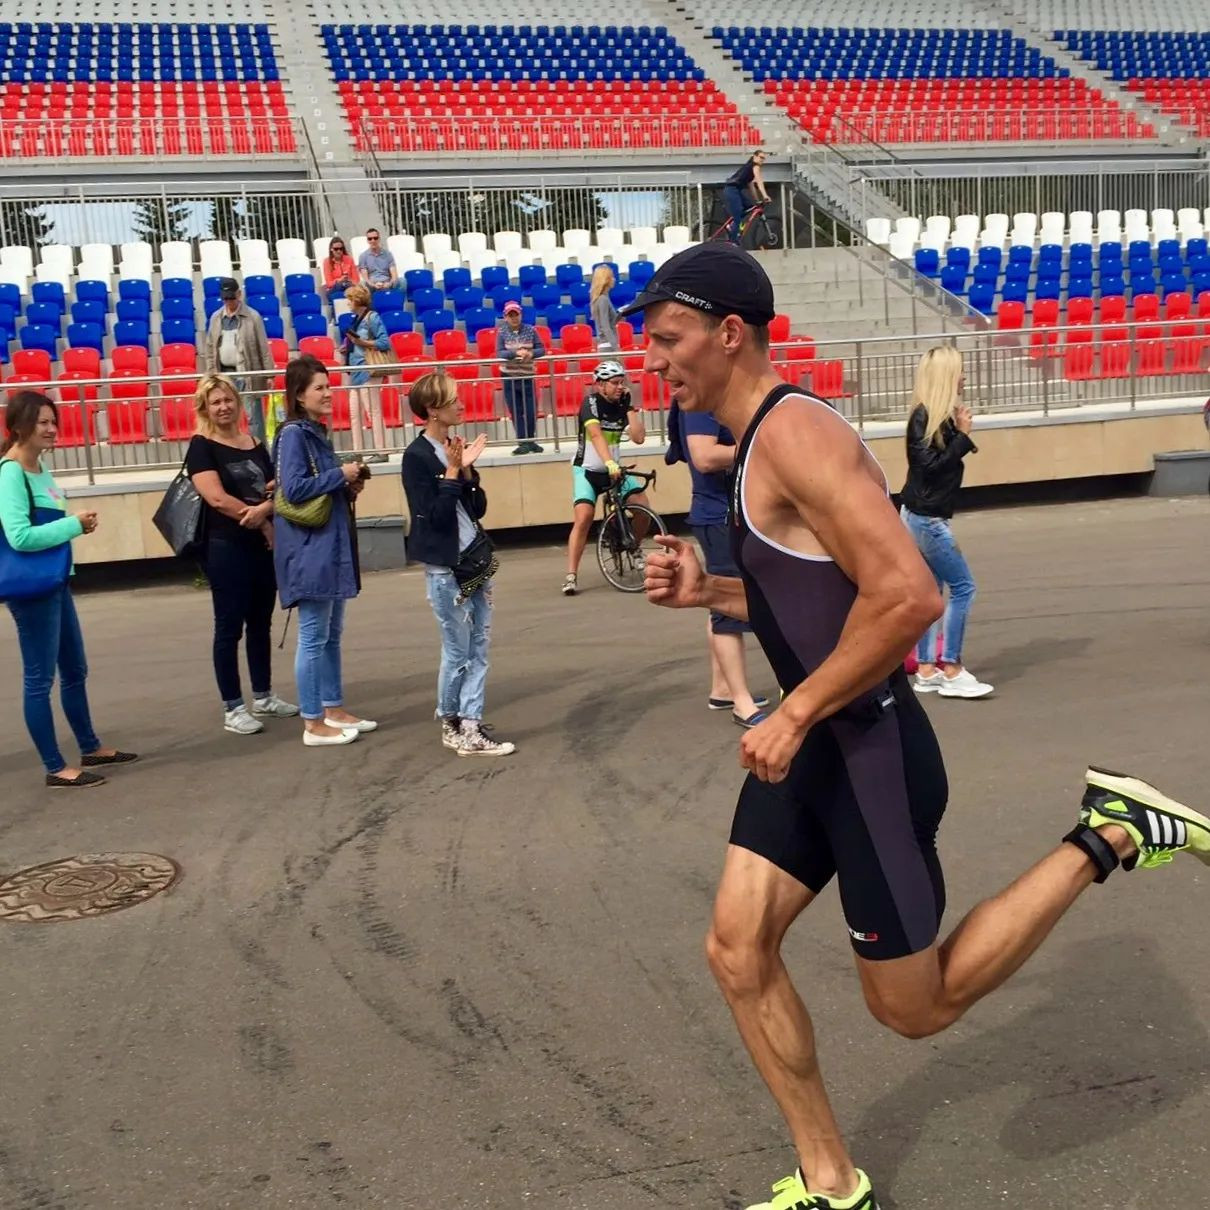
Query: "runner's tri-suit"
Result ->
[[572, 389, 644, 505], [728, 384, 949, 961]]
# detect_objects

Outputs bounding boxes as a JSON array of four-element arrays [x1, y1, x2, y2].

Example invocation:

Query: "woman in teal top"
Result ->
[[0, 391, 137, 787]]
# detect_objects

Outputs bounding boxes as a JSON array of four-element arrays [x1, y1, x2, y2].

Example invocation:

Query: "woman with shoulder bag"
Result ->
[[402, 371, 514, 758], [0, 391, 137, 786], [343, 283, 391, 452], [900, 346, 993, 700], [186, 373, 298, 736], [273, 354, 376, 747]]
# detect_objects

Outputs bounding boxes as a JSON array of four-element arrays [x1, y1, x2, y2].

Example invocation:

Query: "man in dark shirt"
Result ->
[[682, 408, 768, 726]]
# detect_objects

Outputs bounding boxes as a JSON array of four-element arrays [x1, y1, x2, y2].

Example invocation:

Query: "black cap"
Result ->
[[618, 243, 775, 326], [219, 277, 240, 299]]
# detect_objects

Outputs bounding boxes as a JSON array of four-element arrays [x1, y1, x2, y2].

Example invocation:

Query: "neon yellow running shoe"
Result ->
[[1081, 767, 1210, 870], [746, 1168, 880, 1209]]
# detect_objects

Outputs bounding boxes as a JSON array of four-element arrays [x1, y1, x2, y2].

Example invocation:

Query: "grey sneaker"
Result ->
[[225, 705, 265, 735], [440, 717, 461, 750], [561, 574, 578, 596], [456, 723, 516, 757], [252, 694, 300, 717]]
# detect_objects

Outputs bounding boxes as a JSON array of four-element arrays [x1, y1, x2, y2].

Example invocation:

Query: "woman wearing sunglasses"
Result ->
[[322, 236, 357, 303]]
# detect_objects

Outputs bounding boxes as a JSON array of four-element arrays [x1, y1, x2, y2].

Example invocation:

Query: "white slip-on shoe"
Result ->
[[224, 706, 265, 735], [303, 727, 360, 747], [938, 668, 994, 699], [324, 716, 378, 733]]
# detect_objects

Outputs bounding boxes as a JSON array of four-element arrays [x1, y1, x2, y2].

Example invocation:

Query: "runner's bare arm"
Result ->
[[766, 405, 942, 732]]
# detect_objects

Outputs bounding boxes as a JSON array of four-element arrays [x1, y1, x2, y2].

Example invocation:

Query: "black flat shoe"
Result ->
[[46, 771, 107, 788], [81, 750, 139, 767]]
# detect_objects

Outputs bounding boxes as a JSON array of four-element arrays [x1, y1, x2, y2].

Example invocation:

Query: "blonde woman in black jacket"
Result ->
[[900, 346, 992, 699]]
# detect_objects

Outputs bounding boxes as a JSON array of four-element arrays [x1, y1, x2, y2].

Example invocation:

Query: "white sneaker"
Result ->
[[324, 716, 378, 733], [252, 694, 300, 718], [913, 671, 945, 693], [456, 724, 516, 757], [302, 726, 359, 747], [224, 705, 265, 735], [440, 718, 461, 750], [938, 668, 994, 699], [561, 574, 578, 596]]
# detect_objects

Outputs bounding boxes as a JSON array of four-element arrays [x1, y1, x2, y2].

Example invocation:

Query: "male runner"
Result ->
[[624, 242, 1210, 1210], [562, 360, 648, 596]]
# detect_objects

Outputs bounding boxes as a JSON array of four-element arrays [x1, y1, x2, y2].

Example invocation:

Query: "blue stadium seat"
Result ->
[[518, 265, 547, 291], [247, 294, 279, 318], [556, 264, 584, 288], [0, 282, 21, 314], [405, 269, 435, 295], [290, 292, 323, 316], [31, 281, 66, 313], [914, 248, 940, 276], [203, 276, 224, 299], [119, 279, 151, 304], [481, 266, 509, 291], [531, 283, 562, 310], [628, 261, 655, 286], [373, 289, 405, 313], [161, 317, 195, 345], [262, 315, 284, 340], [443, 267, 472, 292], [419, 309, 455, 337], [489, 284, 523, 310], [20, 324, 58, 354], [244, 274, 275, 298], [291, 313, 327, 339], [161, 277, 193, 300], [463, 307, 497, 338], [381, 310, 414, 335], [544, 303, 577, 331], [67, 322, 104, 353], [161, 298, 195, 323], [25, 302, 62, 330], [285, 273, 316, 298], [117, 299, 150, 325], [451, 286, 484, 316], [411, 287, 445, 314]]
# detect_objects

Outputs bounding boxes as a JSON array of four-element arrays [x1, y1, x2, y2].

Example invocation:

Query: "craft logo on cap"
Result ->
[[673, 291, 714, 310]]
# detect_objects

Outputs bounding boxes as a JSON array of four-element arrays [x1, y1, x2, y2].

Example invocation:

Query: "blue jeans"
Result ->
[[901, 507, 976, 666], [723, 185, 747, 243], [294, 598, 346, 720], [502, 377, 536, 440], [425, 570, 492, 722], [8, 583, 102, 773]]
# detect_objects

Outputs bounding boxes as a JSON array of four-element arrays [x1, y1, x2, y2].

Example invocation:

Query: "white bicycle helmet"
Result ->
[[592, 359, 626, 382]]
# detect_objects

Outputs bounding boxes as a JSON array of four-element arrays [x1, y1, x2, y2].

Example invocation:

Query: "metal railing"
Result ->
[[0, 116, 303, 160], [0, 179, 329, 254], [356, 112, 763, 156], [20, 320, 1203, 485]]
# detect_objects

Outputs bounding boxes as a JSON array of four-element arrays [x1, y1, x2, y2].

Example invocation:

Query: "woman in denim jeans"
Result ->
[[401, 372, 515, 757], [900, 346, 993, 699], [1, 391, 137, 786], [272, 355, 377, 747]]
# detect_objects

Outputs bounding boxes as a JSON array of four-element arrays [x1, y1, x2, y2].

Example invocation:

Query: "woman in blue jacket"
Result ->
[[1, 391, 137, 786], [272, 354, 376, 747], [342, 283, 390, 451]]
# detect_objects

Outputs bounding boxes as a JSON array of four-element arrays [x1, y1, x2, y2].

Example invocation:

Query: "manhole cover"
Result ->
[[0, 853, 179, 923]]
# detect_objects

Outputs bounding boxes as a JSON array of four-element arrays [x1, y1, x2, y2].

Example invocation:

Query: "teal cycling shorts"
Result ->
[[572, 465, 644, 506]]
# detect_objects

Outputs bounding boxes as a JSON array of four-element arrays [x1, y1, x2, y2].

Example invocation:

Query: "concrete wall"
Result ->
[[64, 408, 1208, 564]]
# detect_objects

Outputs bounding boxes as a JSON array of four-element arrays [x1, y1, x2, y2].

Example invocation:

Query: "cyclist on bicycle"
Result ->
[[723, 149, 770, 246], [562, 360, 648, 596]]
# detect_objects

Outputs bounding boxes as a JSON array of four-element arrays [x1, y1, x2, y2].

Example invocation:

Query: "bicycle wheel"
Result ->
[[596, 503, 667, 592]]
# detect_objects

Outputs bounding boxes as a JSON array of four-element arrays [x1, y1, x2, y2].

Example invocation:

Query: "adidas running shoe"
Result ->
[[747, 1168, 879, 1210], [1081, 766, 1210, 870]]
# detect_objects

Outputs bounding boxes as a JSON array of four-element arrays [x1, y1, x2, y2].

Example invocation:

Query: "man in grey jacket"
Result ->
[[204, 278, 275, 442]]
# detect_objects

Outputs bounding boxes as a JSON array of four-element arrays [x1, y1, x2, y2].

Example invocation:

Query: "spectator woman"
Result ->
[[589, 264, 619, 350], [496, 301, 545, 456], [342, 283, 390, 451], [322, 236, 357, 302], [402, 371, 515, 758], [273, 354, 376, 747], [186, 373, 298, 736], [0, 391, 137, 786], [900, 345, 993, 700]]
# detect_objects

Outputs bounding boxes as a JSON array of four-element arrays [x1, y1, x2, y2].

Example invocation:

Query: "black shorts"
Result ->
[[730, 675, 948, 961], [692, 523, 751, 636]]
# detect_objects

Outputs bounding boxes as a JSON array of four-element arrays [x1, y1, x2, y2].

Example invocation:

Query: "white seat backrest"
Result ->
[[391, 234, 419, 258], [350, 235, 369, 262], [1097, 209, 1121, 231], [924, 214, 951, 239], [865, 217, 892, 244], [528, 229, 558, 253], [464, 249, 499, 280], [313, 236, 336, 265], [1181, 221, 1204, 243], [1, 245, 35, 277], [1011, 212, 1037, 237], [120, 241, 152, 271], [455, 232, 485, 258], [662, 225, 692, 246], [918, 232, 945, 253], [34, 262, 71, 290], [422, 232, 453, 260], [596, 226, 624, 247], [276, 238, 308, 266], [1152, 208, 1175, 229], [40, 244, 75, 273], [1124, 208, 1148, 232], [80, 243, 114, 275], [493, 230, 523, 254], [887, 231, 915, 260], [503, 249, 534, 278], [1177, 207, 1200, 230], [432, 251, 466, 279], [1204, 207, 1210, 231], [1040, 211, 1065, 233], [982, 213, 1009, 236], [1068, 212, 1094, 242], [396, 251, 426, 275], [159, 240, 192, 269], [893, 216, 921, 243], [951, 215, 980, 247], [627, 226, 658, 249], [563, 228, 592, 250], [237, 239, 269, 268], [278, 257, 312, 279], [0, 270, 27, 295], [978, 228, 1005, 250]]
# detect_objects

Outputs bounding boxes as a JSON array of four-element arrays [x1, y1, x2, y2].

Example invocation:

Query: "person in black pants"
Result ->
[[723, 149, 770, 245], [186, 373, 298, 735]]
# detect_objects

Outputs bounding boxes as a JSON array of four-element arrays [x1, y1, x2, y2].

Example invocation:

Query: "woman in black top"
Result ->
[[186, 373, 298, 734], [900, 346, 992, 700], [723, 149, 769, 245]]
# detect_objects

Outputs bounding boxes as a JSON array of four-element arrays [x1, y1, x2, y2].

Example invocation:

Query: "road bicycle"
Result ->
[[701, 200, 782, 250], [596, 467, 668, 592]]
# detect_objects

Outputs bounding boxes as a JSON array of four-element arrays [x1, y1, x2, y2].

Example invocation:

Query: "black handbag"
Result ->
[[152, 459, 205, 558], [452, 527, 498, 603]]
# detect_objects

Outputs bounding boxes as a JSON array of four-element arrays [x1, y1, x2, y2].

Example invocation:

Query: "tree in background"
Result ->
[[0, 201, 53, 248], [132, 198, 193, 247]]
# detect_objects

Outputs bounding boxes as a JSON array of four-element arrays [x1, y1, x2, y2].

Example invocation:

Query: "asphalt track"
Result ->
[[0, 495, 1207, 1210]]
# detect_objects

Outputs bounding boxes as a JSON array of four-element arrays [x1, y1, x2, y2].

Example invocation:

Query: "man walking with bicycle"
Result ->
[[562, 361, 648, 596], [629, 241, 1210, 1209], [723, 149, 770, 245]]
